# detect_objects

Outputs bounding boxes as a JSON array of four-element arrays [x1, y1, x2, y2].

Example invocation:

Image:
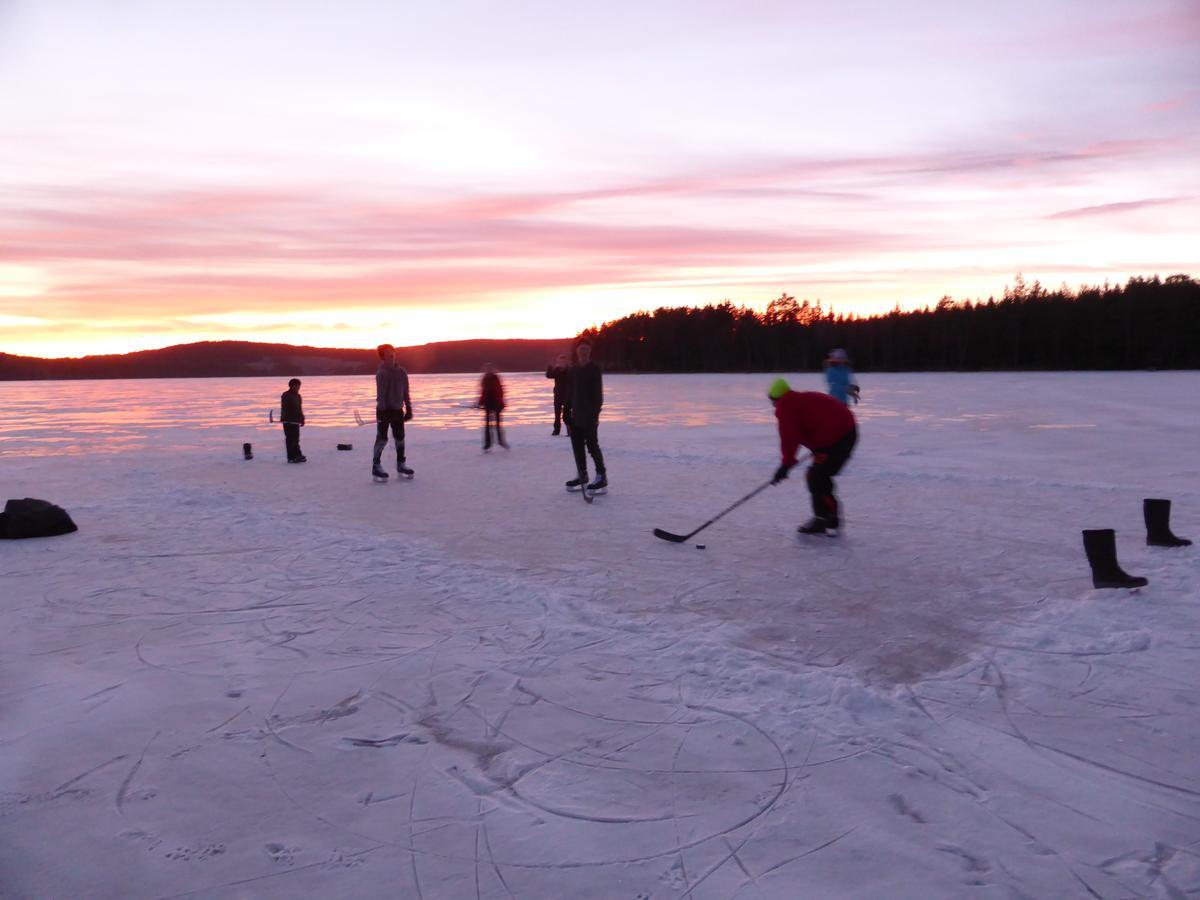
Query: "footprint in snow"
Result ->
[[265, 842, 297, 866], [165, 842, 226, 861]]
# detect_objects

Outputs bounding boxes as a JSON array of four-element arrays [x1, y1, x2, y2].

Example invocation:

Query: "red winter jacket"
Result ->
[[774, 390, 856, 465], [479, 372, 505, 411]]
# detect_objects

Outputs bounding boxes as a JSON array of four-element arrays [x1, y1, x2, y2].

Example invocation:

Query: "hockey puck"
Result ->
[[695, 544, 706, 550]]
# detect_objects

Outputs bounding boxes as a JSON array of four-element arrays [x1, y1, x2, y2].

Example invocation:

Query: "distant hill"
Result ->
[[0, 338, 573, 380]]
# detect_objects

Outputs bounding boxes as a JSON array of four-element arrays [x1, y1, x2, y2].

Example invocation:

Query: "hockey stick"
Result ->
[[652, 454, 809, 543], [354, 409, 366, 426], [653, 481, 773, 542], [269, 409, 274, 423]]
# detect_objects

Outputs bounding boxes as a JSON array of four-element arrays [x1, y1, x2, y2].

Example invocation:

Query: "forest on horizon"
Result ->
[[581, 274, 1199, 372], [3, 275, 1197, 380]]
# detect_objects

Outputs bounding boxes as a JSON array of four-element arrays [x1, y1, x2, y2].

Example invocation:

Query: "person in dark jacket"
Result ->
[[478, 364, 508, 451], [280, 378, 306, 463], [768, 378, 857, 536], [565, 341, 607, 492], [372, 344, 414, 480], [545, 353, 573, 435]]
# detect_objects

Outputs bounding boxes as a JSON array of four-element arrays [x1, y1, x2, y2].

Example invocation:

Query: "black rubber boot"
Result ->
[[1082, 529, 1148, 589], [1144, 499, 1192, 547]]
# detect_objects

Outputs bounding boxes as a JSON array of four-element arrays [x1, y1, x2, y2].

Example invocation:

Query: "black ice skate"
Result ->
[[565, 475, 586, 491], [397, 464, 414, 479], [798, 517, 838, 537], [372, 463, 390, 482], [587, 473, 608, 495], [288, 455, 307, 464]]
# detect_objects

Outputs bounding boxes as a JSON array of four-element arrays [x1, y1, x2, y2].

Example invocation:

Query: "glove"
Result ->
[[772, 463, 791, 484], [403, 408, 413, 422]]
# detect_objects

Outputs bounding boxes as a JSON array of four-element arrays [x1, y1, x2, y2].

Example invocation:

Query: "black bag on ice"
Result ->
[[0, 498, 78, 540]]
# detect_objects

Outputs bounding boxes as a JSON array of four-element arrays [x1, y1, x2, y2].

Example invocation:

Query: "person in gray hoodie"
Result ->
[[372, 344, 414, 480]]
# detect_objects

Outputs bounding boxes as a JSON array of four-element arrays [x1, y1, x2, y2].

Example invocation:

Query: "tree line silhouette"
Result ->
[[0, 338, 570, 380], [578, 275, 1199, 372]]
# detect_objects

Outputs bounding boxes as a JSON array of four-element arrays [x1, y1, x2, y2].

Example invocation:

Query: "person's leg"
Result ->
[[374, 415, 388, 465], [483, 410, 492, 449], [806, 464, 835, 521], [806, 428, 857, 525], [283, 423, 299, 460], [553, 400, 562, 434], [569, 427, 588, 478], [496, 409, 507, 447], [585, 424, 606, 477], [392, 417, 407, 466]]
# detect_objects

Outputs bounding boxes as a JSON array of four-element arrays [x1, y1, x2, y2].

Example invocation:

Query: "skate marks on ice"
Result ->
[[4, 460, 1200, 897], [1, 508, 839, 899], [630, 494, 1200, 896]]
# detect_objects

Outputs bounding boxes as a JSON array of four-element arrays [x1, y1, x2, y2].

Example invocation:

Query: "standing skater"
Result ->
[[823, 348, 860, 405], [372, 344, 414, 481], [280, 378, 306, 463], [478, 364, 508, 451], [769, 379, 857, 535], [545, 353, 573, 435], [564, 341, 607, 494]]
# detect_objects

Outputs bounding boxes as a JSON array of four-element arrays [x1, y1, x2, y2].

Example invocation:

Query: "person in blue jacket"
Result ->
[[823, 348, 860, 405]]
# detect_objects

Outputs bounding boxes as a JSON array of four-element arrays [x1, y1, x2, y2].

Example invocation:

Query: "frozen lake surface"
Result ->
[[2, 371, 1198, 898]]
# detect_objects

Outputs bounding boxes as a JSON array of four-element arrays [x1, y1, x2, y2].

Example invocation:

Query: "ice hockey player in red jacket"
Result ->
[[769, 378, 858, 536]]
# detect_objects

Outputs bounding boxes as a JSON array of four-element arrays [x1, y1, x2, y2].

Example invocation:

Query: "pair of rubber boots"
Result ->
[[1082, 499, 1191, 590]]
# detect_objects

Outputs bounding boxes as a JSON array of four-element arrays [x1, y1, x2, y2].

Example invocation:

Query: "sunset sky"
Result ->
[[2, 0, 1198, 358]]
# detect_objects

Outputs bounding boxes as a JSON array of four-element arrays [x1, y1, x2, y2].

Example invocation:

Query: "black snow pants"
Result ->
[[806, 426, 857, 525], [282, 423, 302, 460], [373, 410, 406, 465], [569, 422, 606, 478]]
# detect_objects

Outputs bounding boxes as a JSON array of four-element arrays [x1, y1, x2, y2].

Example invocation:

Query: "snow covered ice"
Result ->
[[2, 371, 1198, 899]]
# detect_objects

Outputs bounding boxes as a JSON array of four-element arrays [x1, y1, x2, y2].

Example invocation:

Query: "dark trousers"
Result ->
[[570, 422, 606, 477], [553, 400, 565, 432], [483, 409, 506, 449], [282, 423, 301, 460], [373, 410, 406, 464], [806, 426, 857, 524]]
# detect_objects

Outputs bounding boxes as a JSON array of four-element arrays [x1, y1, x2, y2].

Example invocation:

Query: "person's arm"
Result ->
[[779, 418, 803, 467], [402, 369, 413, 420], [375, 369, 385, 408], [546, 365, 554, 379], [298, 396, 305, 426]]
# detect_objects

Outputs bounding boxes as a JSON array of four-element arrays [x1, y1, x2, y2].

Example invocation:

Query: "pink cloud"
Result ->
[[1047, 197, 1188, 219]]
